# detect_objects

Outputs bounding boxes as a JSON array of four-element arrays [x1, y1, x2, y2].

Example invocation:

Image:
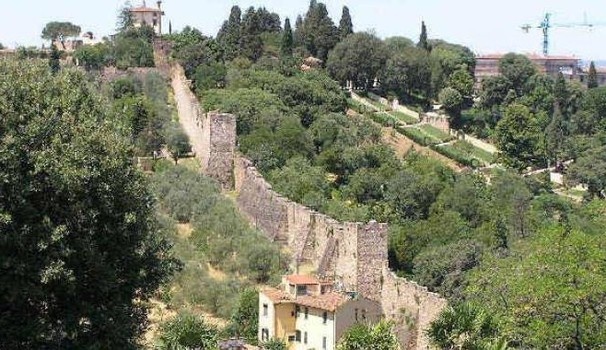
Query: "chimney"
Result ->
[[157, 1, 162, 10]]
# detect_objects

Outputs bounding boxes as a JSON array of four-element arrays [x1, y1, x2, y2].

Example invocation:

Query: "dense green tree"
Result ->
[[227, 288, 259, 344], [338, 6, 354, 39], [299, 1, 339, 61], [439, 87, 464, 127], [448, 67, 474, 98], [117, 1, 134, 31], [326, 32, 389, 89], [262, 339, 288, 350], [337, 320, 399, 350], [156, 312, 218, 350], [566, 145, 606, 198], [268, 157, 330, 210], [428, 303, 506, 350], [382, 46, 431, 99], [545, 103, 566, 165], [588, 61, 598, 89], [466, 226, 606, 348], [413, 240, 483, 299], [428, 40, 476, 96], [41, 21, 81, 43], [74, 43, 111, 70], [479, 76, 513, 110], [239, 7, 265, 61], [0, 60, 177, 349], [113, 26, 155, 69], [194, 62, 227, 91], [170, 28, 223, 78], [165, 123, 191, 164], [417, 21, 430, 51], [494, 103, 544, 170], [384, 36, 414, 55], [281, 18, 294, 57], [48, 43, 60, 74], [217, 5, 242, 60], [498, 53, 536, 92], [293, 15, 304, 48]]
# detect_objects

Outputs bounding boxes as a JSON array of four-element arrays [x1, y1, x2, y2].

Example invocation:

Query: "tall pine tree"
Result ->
[[301, 1, 338, 62], [294, 15, 304, 49], [417, 21, 430, 51], [239, 7, 264, 61], [281, 18, 293, 57], [588, 61, 598, 89], [217, 6, 242, 60], [49, 43, 60, 74], [338, 6, 353, 40]]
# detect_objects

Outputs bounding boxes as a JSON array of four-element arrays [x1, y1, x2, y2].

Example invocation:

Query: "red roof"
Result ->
[[285, 275, 319, 285], [295, 292, 350, 312], [130, 6, 162, 13], [476, 53, 579, 61], [261, 287, 353, 312]]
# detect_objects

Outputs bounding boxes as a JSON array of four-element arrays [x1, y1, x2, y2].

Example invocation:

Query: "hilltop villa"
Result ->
[[129, 1, 165, 35]]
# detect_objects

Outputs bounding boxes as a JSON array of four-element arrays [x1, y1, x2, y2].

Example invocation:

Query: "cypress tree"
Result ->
[[281, 18, 293, 57], [417, 21, 429, 51], [217, 6, 242, 60], [239, 7, 263, 61], [588, 61, 598, 89], [302, 1, 338, 61], [554, 72, 569, 111], [49, 43, 60, 74], [338, 6, 353, 40], [294, 15, 304, 48]]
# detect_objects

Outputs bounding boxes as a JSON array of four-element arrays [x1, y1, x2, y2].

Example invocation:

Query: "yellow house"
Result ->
[[129, 1, 165, 35], [259, 275, 382, 350]]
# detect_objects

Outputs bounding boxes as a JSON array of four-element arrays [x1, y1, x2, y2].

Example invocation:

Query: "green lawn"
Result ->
[[390, 110, 419, 124], [397, 126, 441, 146], [452, 140, 495, 164], [419, 124, 453, 143]]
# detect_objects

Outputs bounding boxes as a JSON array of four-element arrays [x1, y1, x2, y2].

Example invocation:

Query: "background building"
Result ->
[[129, 1, 164, 35], [259, 275, 382, 350]]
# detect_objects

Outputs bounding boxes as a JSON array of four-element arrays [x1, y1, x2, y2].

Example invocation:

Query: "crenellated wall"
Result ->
[[171, 63, 446, 350]]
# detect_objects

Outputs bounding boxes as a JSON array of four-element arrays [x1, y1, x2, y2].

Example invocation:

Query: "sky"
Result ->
[[2, 0, 606, 61]]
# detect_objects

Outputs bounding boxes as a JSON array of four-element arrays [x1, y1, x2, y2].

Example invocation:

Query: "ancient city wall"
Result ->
[[171, 63, 446, 350], [171, 65, 235, 189]]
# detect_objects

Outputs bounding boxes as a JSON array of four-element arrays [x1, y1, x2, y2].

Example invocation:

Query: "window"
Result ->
[[263, 304, 268, 316], [304, 331, 308, 344], [304, 307, 309, 319], [261, 328, 269, 341], [295, 305, 300, 318], [355, 308, 359, 321], [295, 330, 301, 342], [288, 335, 296, 342], [323, 336, 327, 349], [323, 311, 328, 324], [296, 285, 307, 296]]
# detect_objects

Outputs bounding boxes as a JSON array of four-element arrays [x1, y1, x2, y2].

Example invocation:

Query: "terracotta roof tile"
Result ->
[[130, 6, 162, 13], [295, 292, 350, 312], [261, 287, 292, 304], [285, 275, 319, 285]]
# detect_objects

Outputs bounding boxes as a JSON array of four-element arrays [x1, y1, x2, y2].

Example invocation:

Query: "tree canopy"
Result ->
[[41, 21, 81, 41], [0, 59, 177, 349]]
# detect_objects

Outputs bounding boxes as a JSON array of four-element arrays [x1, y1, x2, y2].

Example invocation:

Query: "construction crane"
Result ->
[[521, 13, 604, 56]]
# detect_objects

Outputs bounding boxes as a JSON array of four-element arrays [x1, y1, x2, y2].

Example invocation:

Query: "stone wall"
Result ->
[[421, 113, 450, 133], [171, 63, 446, 349], [171, 65, 236, 189]]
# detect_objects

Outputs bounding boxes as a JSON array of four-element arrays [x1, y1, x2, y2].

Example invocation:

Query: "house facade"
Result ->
[[259, 275, 382, 350], [130, 1, 164, 35], [475, 53, 581, 82]]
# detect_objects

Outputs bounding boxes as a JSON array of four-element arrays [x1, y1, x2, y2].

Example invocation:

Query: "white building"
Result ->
[[259, 275, 382, 350], [129, 1, 164, 35]]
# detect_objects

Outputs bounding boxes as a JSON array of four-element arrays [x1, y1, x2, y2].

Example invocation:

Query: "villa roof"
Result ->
[[295, 292, 350, 312], [261, 287, 353, 312], [477, 53, 579, 61], [285, 274, 319, 285], [130, 6, 162, 13]]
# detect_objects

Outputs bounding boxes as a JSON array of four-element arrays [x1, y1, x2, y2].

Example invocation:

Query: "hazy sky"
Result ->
[[2, 0, 606, 60]]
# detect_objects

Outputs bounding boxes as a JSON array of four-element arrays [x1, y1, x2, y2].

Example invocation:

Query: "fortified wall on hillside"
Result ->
[[171, 64, 446, 349]]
